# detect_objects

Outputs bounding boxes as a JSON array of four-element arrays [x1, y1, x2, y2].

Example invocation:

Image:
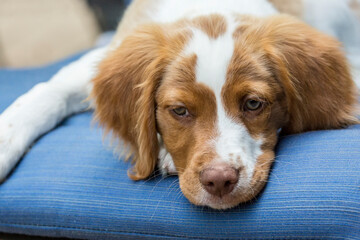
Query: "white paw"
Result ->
[[158, 143, 177, 176]]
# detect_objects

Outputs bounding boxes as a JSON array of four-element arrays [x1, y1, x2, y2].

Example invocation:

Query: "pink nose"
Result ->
[[200, 163, 239, 198]]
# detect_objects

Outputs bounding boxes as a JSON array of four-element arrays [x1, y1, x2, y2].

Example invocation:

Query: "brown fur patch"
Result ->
[[155, 54, 229, 203], [227, 22, 289, 143], [91, 23, 191, 180], [233, 15, 358, 134], [192, 14, 227, 39], [156, 54, 218, 174]]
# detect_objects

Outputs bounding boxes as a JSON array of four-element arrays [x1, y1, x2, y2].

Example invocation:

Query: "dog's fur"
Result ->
[[0, 0, 359, 209]]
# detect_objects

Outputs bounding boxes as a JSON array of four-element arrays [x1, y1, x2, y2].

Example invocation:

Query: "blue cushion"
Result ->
[[0, 52, 359, 240]]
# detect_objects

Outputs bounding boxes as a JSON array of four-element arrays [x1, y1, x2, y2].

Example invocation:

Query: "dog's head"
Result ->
[[92, 15, 358, 209]]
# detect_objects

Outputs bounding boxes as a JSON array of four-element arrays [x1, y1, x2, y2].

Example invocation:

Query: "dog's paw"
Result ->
[[158, 146, 177, 176]]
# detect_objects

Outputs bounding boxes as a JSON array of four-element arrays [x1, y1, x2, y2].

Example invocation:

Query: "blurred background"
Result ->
[[0, 0, 130, 68], [0, 0, 359, 68]]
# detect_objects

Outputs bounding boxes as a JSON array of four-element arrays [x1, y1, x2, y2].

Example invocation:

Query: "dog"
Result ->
[[0, 0, 359, 210]]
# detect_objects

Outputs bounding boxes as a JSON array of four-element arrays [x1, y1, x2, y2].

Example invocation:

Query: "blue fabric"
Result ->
[[0, 52, 359, 240]]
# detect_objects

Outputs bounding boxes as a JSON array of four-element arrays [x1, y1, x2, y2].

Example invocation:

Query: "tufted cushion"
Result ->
[[0, 52, 359, 239]]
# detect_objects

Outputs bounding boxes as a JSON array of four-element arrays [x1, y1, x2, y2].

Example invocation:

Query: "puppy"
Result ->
[[0, 0, 359, 210]]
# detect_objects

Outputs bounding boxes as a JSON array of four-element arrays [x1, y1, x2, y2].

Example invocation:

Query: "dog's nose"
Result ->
[[200, 164, 239, 198]]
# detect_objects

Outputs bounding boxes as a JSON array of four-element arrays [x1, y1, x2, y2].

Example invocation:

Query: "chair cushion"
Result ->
[[0, 52, 359, 240]]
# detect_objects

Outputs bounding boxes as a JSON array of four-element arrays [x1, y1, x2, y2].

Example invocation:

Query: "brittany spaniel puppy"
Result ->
[[0, 0, 359, 209]]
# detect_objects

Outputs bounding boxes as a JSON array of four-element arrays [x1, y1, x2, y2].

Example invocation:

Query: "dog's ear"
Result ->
[[92, 24, 187, 180], [262, 15, 358, 133]]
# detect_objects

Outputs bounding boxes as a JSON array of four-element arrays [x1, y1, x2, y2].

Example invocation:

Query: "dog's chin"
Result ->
[[197, 194, 243, 210]]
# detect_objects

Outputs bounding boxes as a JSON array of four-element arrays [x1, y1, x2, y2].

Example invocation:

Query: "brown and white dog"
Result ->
[[0, 0, 359, 209]]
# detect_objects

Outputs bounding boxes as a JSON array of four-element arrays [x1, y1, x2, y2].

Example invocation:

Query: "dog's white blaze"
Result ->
[[184, 17, 263, 182]]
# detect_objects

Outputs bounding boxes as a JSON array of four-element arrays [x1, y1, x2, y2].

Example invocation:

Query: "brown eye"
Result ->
[[244, 99, 262, 111], [172, 107, 188, 116]]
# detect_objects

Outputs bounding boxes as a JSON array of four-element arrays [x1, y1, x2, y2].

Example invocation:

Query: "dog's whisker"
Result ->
[[144, 175, 171, 201], [135, 173, 164, 190], [166, 179, 180, 197]]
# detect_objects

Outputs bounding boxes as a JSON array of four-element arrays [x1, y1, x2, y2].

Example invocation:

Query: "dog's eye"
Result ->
[[172, 107, 188, 116], [244, 99, 262, 111]]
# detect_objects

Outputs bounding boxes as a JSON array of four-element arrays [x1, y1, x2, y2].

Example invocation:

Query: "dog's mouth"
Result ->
[[180, 182, 263, 210], [178, 177, 244, 210], [198, 191, 244, 210], [178, 158, 272, 210]]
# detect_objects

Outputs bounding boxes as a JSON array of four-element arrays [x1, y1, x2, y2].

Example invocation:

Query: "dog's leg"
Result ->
[[0, 47, 108, 181]]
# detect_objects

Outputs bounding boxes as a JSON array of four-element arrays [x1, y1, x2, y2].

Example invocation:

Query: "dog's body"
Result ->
[[0, 0, 359, 209]]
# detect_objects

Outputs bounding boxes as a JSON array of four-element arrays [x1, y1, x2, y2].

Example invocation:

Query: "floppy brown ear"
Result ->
[[262, 15, 359, 133], [91, 25, 173, 180]]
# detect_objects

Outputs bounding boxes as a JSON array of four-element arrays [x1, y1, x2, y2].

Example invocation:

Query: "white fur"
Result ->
[[184, 18, 263, 185], [157, 135, 177, 175], [158, 147, 177, 176], [0, 47, 107, 181]]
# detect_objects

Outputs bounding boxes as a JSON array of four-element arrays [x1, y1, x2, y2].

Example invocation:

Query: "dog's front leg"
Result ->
[[0, 47, 108, 181]]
